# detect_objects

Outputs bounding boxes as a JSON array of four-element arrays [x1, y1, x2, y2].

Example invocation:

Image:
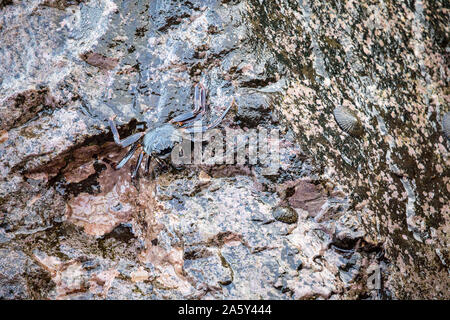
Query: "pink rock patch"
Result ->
[[65, 161, 137, 237], [80, 51, 119, 70], [288, 180, 327, 216]]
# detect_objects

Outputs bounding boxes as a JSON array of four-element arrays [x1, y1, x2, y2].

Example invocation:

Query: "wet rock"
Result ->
[[0, 0, 445, 300], [235, 92, 272, 127], [65, 146, 138, 237], [248, 0, 449, 298], [0, 87, 60, 131], [0, 249, 30, 299], [0, 180, 66, 235], [0, 106, 102, 179], [183, 247, 233, 294], [0, 0, 374, 300], [151, 174, 370, 299]]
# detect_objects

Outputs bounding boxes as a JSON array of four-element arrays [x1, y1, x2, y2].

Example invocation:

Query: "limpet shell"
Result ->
[[272, 206, 298, 224], [333, 106, 364, 137], [443, 112, 450, 140]]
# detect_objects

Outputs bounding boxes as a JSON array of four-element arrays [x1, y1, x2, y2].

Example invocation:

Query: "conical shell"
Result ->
[[333, 106, 364, 137], [443, 112, 450, 140], [272, 206, 298, 224]]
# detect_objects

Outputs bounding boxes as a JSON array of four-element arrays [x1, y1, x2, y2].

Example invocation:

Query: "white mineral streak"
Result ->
[[301, 0, 329, 82], [400, 177, 422, 242], [443, 112, 450, 139]]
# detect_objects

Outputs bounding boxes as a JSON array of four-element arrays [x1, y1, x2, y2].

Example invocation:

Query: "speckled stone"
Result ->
[[247, 0, 449, 299]]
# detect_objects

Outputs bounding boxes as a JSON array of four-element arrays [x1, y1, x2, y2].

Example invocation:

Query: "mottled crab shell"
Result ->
[[333, 105, 364, 137], [142, 123, 182, 158], [443, 112, 450, 140]]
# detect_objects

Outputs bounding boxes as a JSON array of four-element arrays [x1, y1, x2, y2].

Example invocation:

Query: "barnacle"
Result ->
[[272, 206, 298, 224], [333, 105, 364, 137]]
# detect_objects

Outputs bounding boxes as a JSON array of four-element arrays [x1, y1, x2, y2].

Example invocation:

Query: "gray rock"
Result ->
[[0, 0, 446, 300]]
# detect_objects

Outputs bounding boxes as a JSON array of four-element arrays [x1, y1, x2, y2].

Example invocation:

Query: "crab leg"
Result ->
[[109, 115, 145, 148], [116, 143, 139, 169], [131, 150, 145, 179], [183, 98, 235, 134], [169, 84, 207, 125], [154, 157, 165, 167], [144, 155, 152, 175], [193, 83, 206, 114], [178, 113, 204, 128]]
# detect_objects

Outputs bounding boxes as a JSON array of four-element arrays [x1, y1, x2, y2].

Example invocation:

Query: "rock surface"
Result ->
[[0, 0, 448, 299], [247, 0, 449, 298]]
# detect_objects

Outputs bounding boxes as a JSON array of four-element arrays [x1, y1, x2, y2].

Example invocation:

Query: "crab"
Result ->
[[108, 84, 234, 179]]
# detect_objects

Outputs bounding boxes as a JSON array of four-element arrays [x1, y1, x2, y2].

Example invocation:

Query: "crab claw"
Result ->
[[182, 98, 235, 134], [170, 111, 200, 125], [169, 83, 207, 125]]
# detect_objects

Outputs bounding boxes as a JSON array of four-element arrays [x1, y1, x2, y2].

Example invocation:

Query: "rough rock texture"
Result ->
[[0, 0, 447, 299], [246, 0, 449, 298]]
